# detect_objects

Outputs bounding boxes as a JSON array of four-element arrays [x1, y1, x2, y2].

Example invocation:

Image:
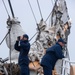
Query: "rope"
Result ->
[[29, 32, 38, 42], [45, 0, 57, 22], [8, 0, 15, 18], [0, 30, 10, 45], [51, 0, 54, 5], [28, 0, 37, 23], [0, 26, 12, 75], [54, 0, 56, 2], [0, 22, 12, 75], [45, 11, 52, 22], [9, 26, 12, 75], [37, 0, 43, 19], [2, 0, 10, 17]]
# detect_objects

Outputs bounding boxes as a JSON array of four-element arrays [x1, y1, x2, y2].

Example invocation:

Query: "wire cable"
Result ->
[[45, 11, 52, 22], [8, 0, 15, 18], [45, 0, 57, 22], [9, 26, 12, 75], [28, 0, 37, 23], [54, 0, 56, 2], [29, 32, 38, 42], [0, 30, 10, 45], [37, 0, 43, 19], [2, 0, 10, 17], [51, 0, 54, 5]]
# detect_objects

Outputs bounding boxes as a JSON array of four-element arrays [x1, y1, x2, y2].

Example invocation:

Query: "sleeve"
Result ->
[[14, 41, 20, 51], [20, 41, 30, 48], [55, 46, 64, 59]]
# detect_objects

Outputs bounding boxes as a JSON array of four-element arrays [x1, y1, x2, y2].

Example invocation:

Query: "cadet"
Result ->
[[41, 38, 65, 75], [14, 34, 30, 75]]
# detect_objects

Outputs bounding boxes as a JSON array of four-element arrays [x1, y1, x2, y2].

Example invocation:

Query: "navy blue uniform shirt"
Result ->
[[41, 42, 64, 70], [14, 40, 30, 65]]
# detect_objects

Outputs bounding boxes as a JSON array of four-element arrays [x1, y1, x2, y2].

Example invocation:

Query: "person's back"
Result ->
[[41, 38, 65, 75], [41, 43, 64, 69]]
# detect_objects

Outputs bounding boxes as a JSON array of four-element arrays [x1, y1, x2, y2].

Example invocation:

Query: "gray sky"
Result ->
[[0, 0, 75, 62]]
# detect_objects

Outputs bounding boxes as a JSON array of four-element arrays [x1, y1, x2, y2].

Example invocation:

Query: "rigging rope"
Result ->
[[0, 30, 10, 45], [28, 0, 37, 24], [2, 0, 10, 17], [9, 26, 12, 75], [29, 32, 38, 42], [45, 0, 56, 22], [8, 0, 15, 18], [54, 0, 56, 2], [45, 11, 52, 22], [37, 0, 43, 19], [51, 0, 54, 5]]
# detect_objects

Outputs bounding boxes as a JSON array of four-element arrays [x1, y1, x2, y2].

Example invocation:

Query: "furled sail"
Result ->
[[29, 0, 71, 75], [6, 18, 25, 61], [49, 0, 71, 75]]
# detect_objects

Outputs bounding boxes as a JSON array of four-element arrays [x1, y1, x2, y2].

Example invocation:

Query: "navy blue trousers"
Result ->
[[20, 65, 30, 75], [43, 65, 52, 75]]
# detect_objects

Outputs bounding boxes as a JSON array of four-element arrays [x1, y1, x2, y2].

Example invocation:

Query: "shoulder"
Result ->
[[52, 44, 59, 48], [27, 42, 30, 46], [54, 44, 61, 49]]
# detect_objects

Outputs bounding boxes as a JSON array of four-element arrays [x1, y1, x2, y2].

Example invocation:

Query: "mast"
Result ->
[[8, 0, 15, 18]]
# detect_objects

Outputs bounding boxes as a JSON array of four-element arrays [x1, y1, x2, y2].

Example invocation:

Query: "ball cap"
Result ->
[[23, 34, 29, 40], [58, 38, 66, 44]]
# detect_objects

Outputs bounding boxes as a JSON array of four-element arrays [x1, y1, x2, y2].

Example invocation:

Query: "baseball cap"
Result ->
[[58, 38, 66, 44], [23, 34, 29, 40]]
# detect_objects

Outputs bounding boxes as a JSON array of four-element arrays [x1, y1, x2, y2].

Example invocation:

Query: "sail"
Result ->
[[50, 0, 71, 75], [6, 18, 25, 61], [29, 0, 71, 75]]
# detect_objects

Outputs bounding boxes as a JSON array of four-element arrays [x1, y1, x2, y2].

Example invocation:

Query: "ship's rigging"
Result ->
[[0, 0, 74, 75]]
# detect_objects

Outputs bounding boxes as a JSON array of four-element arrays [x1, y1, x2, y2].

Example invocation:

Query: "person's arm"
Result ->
[[55, 46, 64, 59], [20, 40, 29, 48], [14, 41, 20, 51]]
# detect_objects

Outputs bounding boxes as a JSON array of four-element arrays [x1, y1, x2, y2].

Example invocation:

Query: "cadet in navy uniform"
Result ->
[[14, 34, 30, 75], [41, 38, 65, 75]]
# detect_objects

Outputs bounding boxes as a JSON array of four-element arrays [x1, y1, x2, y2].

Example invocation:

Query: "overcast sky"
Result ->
[[0, 0, 75, 62]]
